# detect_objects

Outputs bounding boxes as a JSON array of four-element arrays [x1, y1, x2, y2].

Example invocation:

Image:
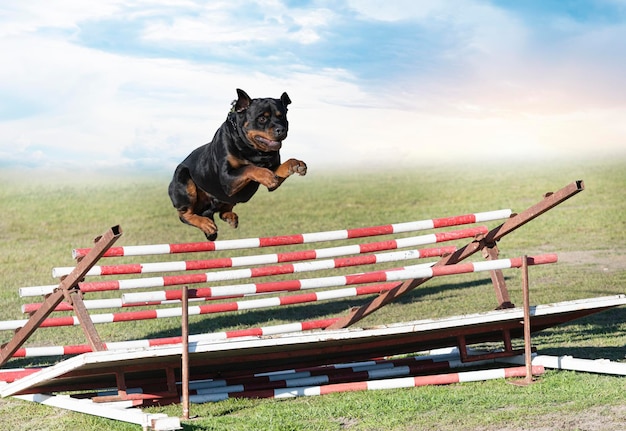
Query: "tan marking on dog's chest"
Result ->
[[227, 154, 250, 169]]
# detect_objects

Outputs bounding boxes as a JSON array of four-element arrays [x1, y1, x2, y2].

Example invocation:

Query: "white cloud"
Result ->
[[0, 1, 625, 174], [141, 1, 334, 46]]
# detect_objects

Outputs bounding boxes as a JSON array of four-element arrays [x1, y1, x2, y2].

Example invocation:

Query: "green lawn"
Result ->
[[0, 157, 624, 430]]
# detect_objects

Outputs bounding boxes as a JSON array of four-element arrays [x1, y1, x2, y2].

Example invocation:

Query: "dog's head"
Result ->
[[230, 89, 291, 152]]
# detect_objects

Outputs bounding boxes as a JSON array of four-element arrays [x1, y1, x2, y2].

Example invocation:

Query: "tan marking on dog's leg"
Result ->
[[274, 158, 307, 178], [217, 203, 238, 229], [179, 179, 218, 237], [178, 208, 218, 237], [227, 165, 279, 196]]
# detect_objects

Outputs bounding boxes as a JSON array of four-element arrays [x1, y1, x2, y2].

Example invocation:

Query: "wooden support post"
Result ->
[[63, 288, 106, 352], [0, 226, 122, 367], [181, 285, 190, 420], [522, 255, 534, 384], [327, 181, 584, 330], [481, 243, 514, 309]]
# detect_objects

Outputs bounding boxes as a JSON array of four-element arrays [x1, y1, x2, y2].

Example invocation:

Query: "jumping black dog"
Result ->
[[168, 89, 307, 240]]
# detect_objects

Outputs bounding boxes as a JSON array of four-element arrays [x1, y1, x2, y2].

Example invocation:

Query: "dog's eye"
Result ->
[[257, 115, 268, 124]]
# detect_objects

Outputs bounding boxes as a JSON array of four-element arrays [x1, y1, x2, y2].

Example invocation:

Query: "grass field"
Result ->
[[0, 157, 625, 430]]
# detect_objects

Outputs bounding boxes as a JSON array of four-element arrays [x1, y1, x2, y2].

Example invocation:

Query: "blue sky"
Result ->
[[1, 0, 625, 173]]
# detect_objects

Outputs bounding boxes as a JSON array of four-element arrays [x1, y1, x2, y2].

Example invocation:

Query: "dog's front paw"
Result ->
[[275, 158, 307, 178], [288, 159, 307, 176]]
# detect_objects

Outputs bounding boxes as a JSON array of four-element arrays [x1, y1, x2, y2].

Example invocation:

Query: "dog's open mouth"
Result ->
[[252, 135, 282, 151]]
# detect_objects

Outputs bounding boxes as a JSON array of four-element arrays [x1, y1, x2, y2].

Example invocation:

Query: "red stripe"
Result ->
[[23, 302, 74, 313], [276, 250, 318, 262], [80, 280, 121, 292], [258, 234, 304, 247], [358, 239, 398, 253], [255, 280, 302, 294], [169, 242, 216, 253], [198, 302, 240, 314], [333, 255, 378, 268], [433, 226, 487, 242], [185, 257, 233, 271], [99, 263, 142, 276], [251, 264, 295, 277], [431, 262, 475, 276], [166, 287, 210, 301], [431, 214, 476, 229], [148, 336, 183, 347], [347, 225, 394, 239], [74, 246, 125, 257], [300, 318, 338, 330], [413, 372, 460, 386], [227, 327, 264, 338], [504, 365, 544, 377], [344, 272, 386, 285], [0, 369, 42, 383], [112, 310, 158, 322], [64, 345, 93, 355], [420, 246, 457, 257], [320, 381, 369, 394], [162, 273, 209, 287], [40, 316, 76, 327], [354, 283, 398, 294], [279, 292, 319, 305]]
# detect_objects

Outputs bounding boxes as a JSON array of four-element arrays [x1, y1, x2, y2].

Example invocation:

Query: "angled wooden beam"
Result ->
[[0, 226, 122, 367], [326, 181, 584, 330]]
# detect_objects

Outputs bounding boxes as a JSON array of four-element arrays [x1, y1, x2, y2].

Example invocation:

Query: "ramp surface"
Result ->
[[3, 295, 624, 398]]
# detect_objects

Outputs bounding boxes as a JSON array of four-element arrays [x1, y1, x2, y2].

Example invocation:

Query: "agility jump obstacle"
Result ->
[[2, 179, 625, 429]]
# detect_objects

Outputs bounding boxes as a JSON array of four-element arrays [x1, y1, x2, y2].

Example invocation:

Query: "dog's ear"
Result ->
[[234, 89, 252, 112], [281, 92, 291, 107]]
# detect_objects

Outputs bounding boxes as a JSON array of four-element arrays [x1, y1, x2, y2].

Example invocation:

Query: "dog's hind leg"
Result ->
[[216, 202, 239, 229], [169, 166, 219, 240]]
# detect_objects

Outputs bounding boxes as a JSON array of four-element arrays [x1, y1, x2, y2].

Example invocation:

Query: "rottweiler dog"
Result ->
[[168, 89, 307, 240]]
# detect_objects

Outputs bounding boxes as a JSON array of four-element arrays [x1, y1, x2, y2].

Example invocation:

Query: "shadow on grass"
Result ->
[[533, 307, 626, 361], [145, 277, 495, 340]]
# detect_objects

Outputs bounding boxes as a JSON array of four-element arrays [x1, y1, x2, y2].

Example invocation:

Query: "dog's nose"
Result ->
[[274, 126, 286, 138]]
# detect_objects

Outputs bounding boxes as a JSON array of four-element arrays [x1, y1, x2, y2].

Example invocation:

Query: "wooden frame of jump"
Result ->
[[0, 226, 122, 367], [0, 181, 585, 370], [327, 180, 585, 330]]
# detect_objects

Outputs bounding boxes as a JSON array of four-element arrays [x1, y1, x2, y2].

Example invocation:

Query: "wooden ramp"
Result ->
[[3, 295, 624, 400]]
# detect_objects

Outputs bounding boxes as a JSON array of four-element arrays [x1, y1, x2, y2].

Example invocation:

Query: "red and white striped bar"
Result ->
[[190, 353, 499, 395], [0, 368, 43, 383], [57, 226, 482, 278], [72, 209, 512, 258], [28, 226, 488, 297], [5, 254, 556, 330], [199, 348, 471, 388], [123, 254, 558, 304], [8, 318, 340, 359], [9, 283, 399, 330], [189, 365, 545, 403], [80, 245, 451, 294], [22, 295, 217, 314], [194, 359, 450, 395]]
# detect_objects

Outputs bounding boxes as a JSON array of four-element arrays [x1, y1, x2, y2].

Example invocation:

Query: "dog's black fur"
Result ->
[[168, 89, 307, 240]]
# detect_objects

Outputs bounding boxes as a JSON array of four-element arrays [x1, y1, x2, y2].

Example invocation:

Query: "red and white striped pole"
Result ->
[[123, 254, 558, 304], [5, 254, 557, 331], [8, 318, 340, 359], [72, 209, 512, 258], [189, 366, 545, 403], [25, 226, 484, 297]]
